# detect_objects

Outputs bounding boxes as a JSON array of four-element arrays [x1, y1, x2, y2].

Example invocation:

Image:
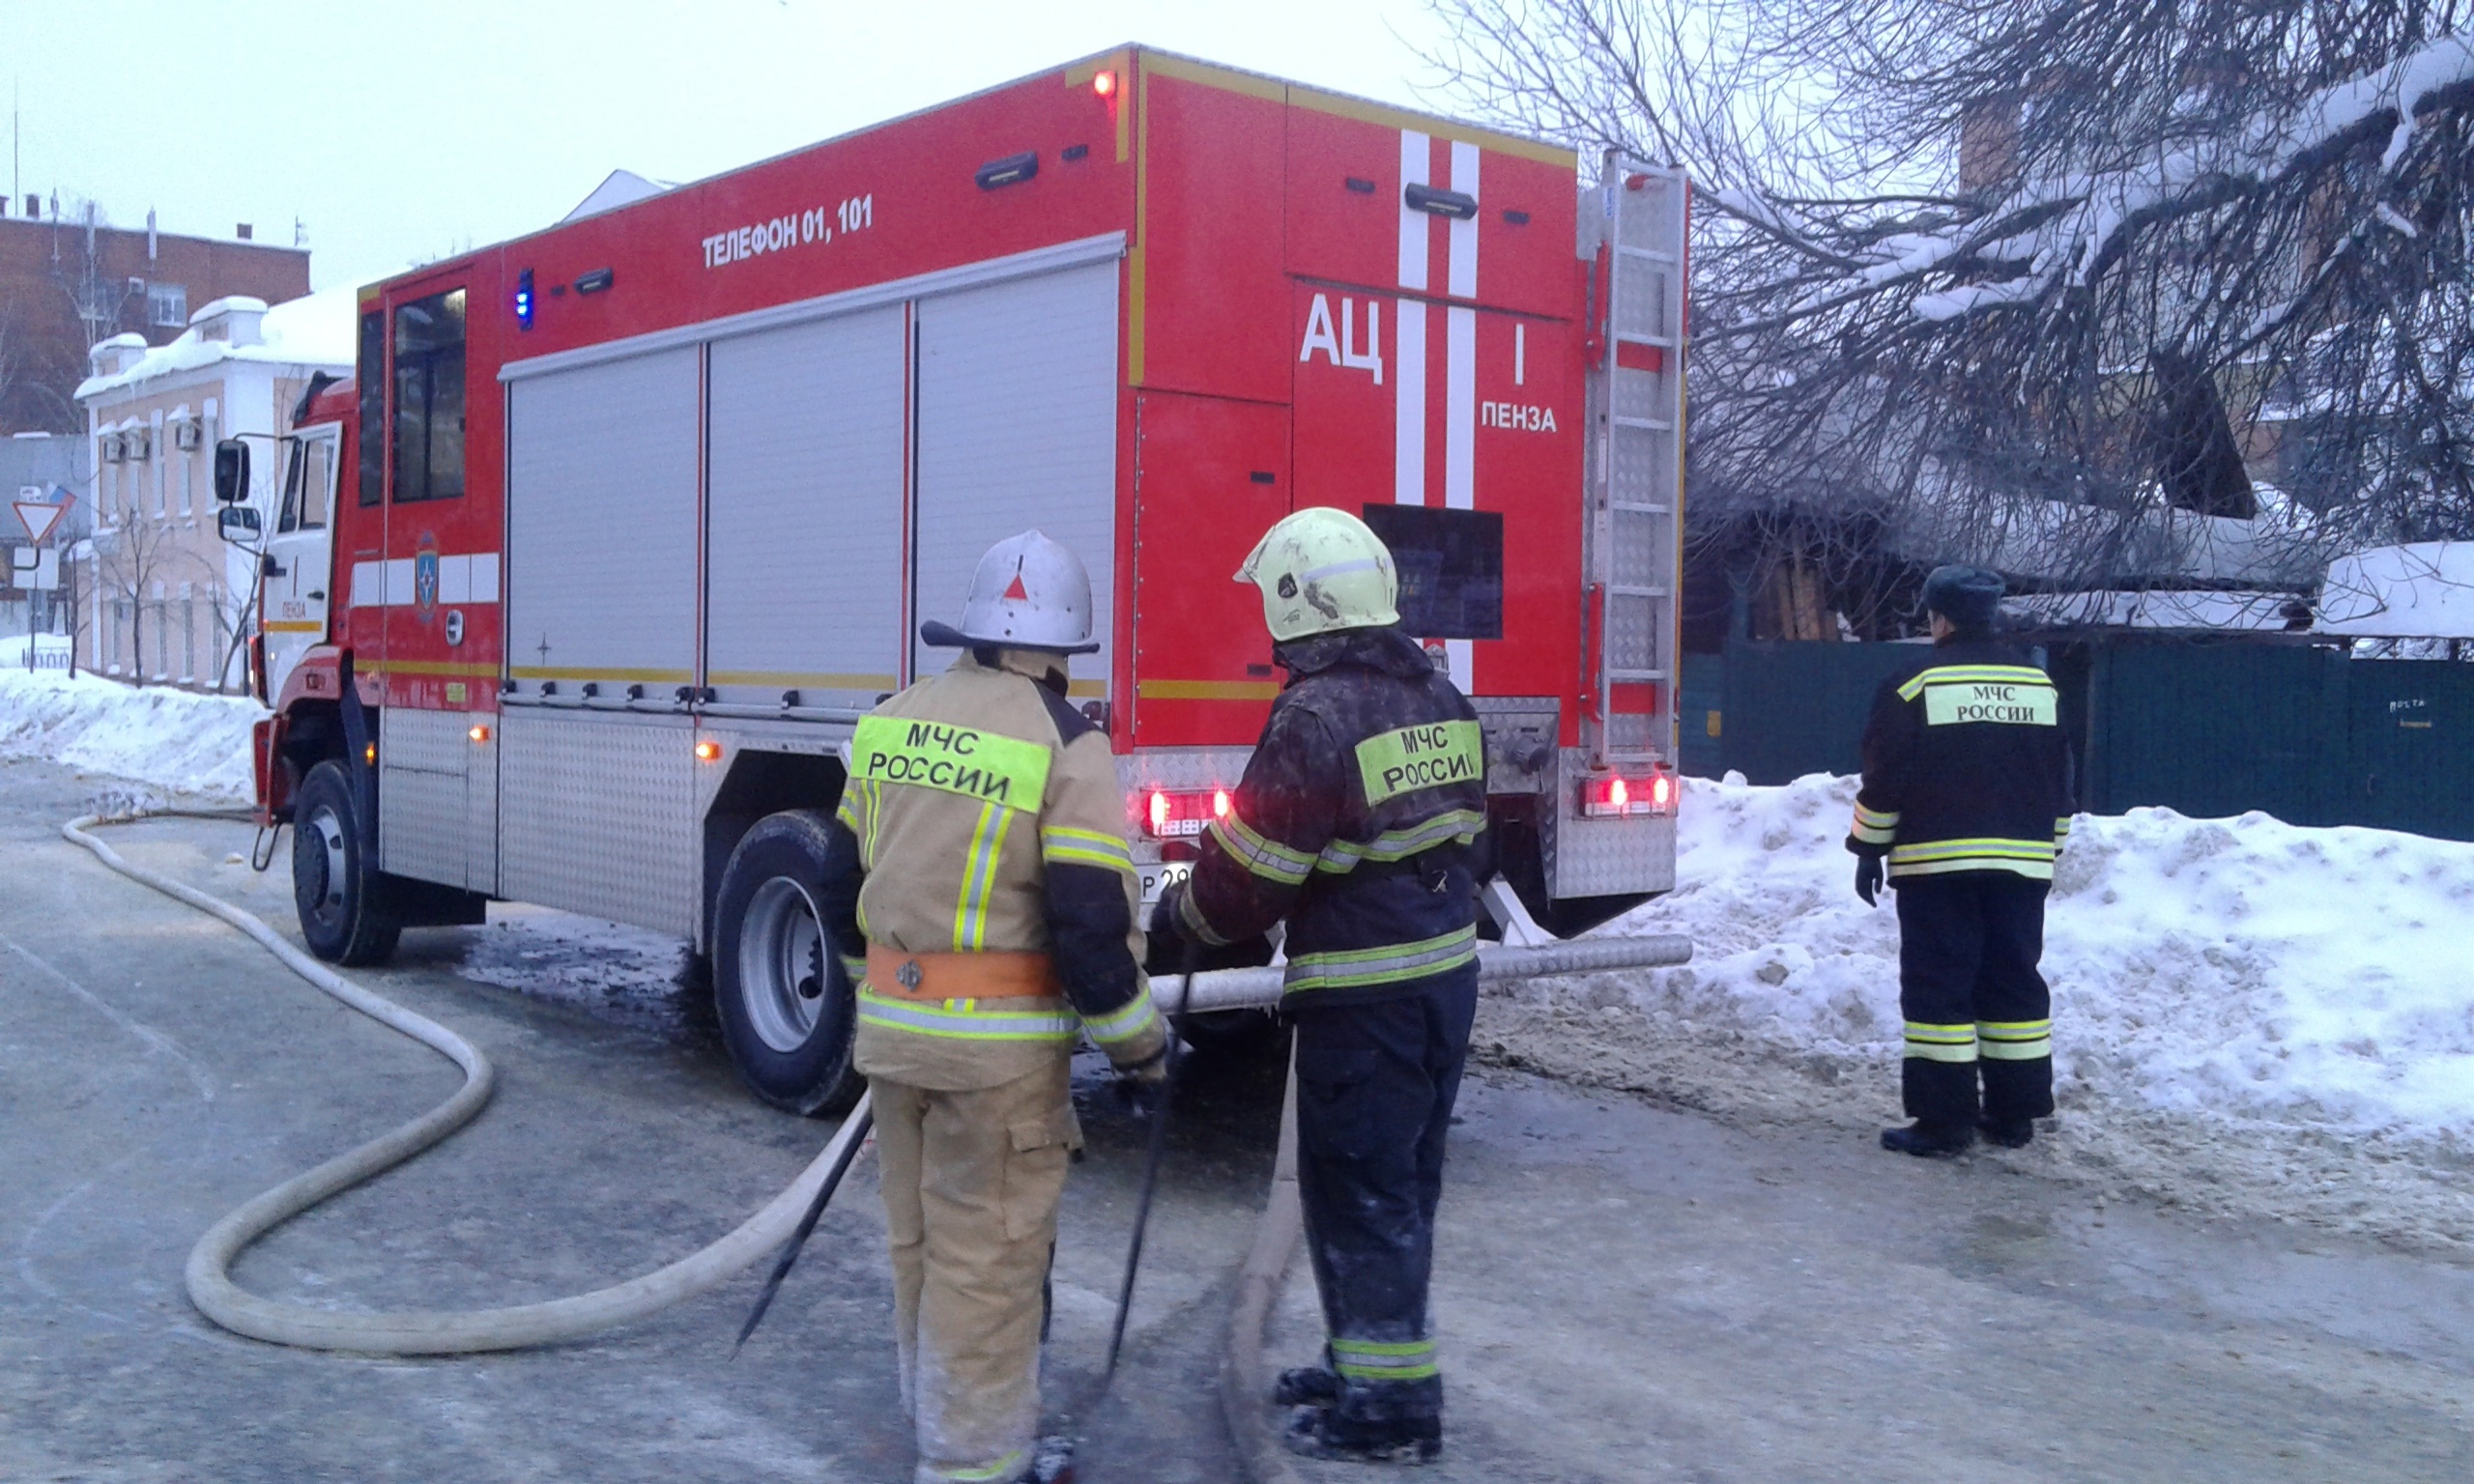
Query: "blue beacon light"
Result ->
[[514, 269, 535, 329]]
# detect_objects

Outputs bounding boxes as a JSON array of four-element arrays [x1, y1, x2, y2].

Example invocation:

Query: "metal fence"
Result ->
[[1697, 637, 2474, 842]]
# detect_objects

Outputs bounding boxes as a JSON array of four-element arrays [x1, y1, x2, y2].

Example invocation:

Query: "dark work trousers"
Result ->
[[1287, 965, 1479, 1427], [1894, 871, 2057, 1128]]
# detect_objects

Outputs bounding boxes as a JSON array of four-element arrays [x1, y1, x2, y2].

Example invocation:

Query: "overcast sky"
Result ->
[[2, 0, 1450, 293]]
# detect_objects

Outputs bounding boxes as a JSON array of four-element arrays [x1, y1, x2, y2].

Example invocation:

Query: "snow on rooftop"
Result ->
[[2316, 542, 2474, 640], [563, 168, 669, 223], [2003, 587, 2307, 632], [75, 284, 358, 402]]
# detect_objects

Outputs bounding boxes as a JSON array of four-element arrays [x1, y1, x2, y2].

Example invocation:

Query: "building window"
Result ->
[[148, 283, 187, 328], [390, 288, 467, 503]]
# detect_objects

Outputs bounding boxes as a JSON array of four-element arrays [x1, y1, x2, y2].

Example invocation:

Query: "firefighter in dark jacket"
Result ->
[[1152, 507, 1487, 1467], [1849, 565, 2076, 1157]]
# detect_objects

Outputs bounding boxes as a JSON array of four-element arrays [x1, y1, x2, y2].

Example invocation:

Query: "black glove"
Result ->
[[1854, 853, 1885, 906], [1148, 877, 1191, 944]]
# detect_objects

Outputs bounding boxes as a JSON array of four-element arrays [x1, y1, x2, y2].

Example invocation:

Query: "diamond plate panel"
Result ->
[[380, 706, 471, 774], [379, 708, 476, 889], [1614, 257, 1672, 340], [1547, 750, 1678, 898], [499, 710, 699, 938], [467, 729, 499, 898]]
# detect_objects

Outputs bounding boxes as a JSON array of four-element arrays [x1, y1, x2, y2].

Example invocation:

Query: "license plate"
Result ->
[[1138, 860, 1192, 907]]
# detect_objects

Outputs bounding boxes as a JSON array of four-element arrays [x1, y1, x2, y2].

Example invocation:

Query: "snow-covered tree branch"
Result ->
[[1424, 0, 2474, 629]]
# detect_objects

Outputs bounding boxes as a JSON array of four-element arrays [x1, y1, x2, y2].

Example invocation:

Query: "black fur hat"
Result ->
[[1922, 564, 2004, 630]]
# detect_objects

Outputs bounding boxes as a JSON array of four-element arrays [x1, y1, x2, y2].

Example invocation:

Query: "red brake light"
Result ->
[[1143, 787, 1230, 839], [1581, 769, 1680, 819]]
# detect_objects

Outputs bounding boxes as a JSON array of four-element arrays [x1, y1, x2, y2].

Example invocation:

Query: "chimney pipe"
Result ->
[[236, 222, 252, 241]]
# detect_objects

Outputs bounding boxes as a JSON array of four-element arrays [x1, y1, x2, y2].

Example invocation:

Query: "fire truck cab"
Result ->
[[241, 47, 1686, 1114]]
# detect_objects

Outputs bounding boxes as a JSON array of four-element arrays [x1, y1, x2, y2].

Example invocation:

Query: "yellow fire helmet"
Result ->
[[1234, 506, 1401, 642]]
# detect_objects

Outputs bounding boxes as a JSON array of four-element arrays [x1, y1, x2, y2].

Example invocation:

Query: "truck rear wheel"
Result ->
[[292, 759, 402, 966], [712, 810, 864, 1116]]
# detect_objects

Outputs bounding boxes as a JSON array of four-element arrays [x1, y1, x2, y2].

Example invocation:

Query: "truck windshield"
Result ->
[[391, 288, 467, 503]]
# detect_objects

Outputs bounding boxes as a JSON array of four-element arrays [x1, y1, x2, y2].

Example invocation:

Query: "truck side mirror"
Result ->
[[217, 505, 261, 543], [213, 439, 250, 503]]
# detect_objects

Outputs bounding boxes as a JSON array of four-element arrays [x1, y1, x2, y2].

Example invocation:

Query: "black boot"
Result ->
[[1283, 1407, 1441, 1466], [1014, 1435, 1075, 1484], [1881, 1121, 1973, 1157], [1274, 1365, 1340, 1407], [1978, 1115, 2035, 1149]]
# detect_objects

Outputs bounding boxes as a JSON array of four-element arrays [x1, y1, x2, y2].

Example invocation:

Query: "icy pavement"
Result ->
[[1272, 1071, 2474, 1484]]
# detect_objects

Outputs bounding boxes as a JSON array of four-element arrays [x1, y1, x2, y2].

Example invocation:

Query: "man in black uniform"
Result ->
[[1152, 506, 1487, 1467], [1848, 565, 2076, 1157]]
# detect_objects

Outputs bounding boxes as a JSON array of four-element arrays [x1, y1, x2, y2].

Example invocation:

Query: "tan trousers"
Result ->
[[872, 1059, 1079, 1484]]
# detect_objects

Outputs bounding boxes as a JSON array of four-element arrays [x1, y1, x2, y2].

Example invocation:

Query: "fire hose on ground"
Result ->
[[63, 810, 1690, 1359]]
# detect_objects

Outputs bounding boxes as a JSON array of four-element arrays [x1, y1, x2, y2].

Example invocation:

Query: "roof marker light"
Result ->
[[1093, 71, 1117, 99]]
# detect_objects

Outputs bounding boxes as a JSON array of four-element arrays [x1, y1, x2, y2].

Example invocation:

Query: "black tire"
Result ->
[[292, 759, 402, 966], [712, 810, 864, 1116]]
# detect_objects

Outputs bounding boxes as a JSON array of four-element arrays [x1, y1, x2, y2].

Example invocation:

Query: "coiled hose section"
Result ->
[[65, 811, 871, 1356]]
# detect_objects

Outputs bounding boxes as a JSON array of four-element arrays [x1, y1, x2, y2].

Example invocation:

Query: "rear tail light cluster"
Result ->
[[1580, 767, 1680, 819], [1144, 786, 1231, 839]]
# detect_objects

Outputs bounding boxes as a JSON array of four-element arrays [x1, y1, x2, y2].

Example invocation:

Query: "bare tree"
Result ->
[[90, 515, 218, 686], [1424, 1, 2474, 630]]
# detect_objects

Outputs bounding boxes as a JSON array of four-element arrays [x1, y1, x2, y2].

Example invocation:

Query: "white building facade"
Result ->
[[76, 289, 352, 689]]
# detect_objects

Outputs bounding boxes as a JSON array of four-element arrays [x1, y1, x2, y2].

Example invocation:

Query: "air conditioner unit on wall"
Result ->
[[99, 433, 123, 463], [127, 276, 146, 298], [124, 427, 151, 460], [173, 418, 204, 451]]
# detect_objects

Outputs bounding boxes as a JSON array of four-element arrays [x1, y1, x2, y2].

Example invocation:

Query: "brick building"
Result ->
[[0, 203, 310, 435]]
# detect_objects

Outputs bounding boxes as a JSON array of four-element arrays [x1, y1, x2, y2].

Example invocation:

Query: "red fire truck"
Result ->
[[233, 46, 1686, 1113]]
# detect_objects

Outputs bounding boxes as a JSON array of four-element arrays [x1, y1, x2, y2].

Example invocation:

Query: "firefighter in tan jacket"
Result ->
[[817, 530, 1166, 1484]]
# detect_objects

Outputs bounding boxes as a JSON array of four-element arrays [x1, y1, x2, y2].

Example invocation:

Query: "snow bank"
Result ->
[[0, 668, 259, 803], [1598, 774, 2474, 1143]]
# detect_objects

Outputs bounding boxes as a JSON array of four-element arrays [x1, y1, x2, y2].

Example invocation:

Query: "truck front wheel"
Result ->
[[292, 759, 402, 966], [712, 811, 864, 1116]]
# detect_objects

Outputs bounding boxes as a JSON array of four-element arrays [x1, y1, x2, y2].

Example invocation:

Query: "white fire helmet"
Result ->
[[1234, 506, 1400, 643], [919, 529, 1101, 654]]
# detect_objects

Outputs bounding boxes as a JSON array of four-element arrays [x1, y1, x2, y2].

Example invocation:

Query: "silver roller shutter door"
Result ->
[[505, 346, 701, 693], [706, 305, 906, 709], [911, 262, 1119, 689], [500, 347, 702, 935]]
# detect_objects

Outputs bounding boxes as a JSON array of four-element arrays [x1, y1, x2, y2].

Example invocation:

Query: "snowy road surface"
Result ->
[[3, 741, 2472, 1475]]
